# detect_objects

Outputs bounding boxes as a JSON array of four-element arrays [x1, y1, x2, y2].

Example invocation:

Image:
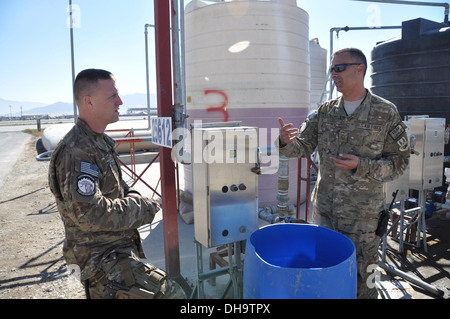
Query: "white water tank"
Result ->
[[184, 0, 310, 207], [309, 38, 327, 111]]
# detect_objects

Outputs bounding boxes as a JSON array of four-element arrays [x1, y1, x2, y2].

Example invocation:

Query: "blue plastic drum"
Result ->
[[244, 224, 356, 299]]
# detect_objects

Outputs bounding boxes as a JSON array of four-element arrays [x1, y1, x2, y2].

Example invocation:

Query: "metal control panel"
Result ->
[[192, 126, 259, 248], [409, 118, 446, 190]]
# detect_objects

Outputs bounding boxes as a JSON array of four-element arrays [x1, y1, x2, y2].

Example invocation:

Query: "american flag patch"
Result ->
[[80, 161, 99, 177]]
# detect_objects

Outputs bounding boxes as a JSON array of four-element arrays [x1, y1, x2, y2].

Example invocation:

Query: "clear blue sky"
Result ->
[[0, 0, 446, 105]]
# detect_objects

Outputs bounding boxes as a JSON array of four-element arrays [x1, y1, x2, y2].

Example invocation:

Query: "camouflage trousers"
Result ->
[[86, 253, 186, 299], [312, 208, 381, 299]]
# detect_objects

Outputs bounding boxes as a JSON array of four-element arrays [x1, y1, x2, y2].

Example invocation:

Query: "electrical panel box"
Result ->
[[384, 122, 411, 204], [192, 126, 259, 248], [408, 118, 445, 190]]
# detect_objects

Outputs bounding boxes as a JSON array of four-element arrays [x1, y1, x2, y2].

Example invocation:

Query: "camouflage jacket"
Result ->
[[48, 118, 159, 281], [278, 90, 410, 219]]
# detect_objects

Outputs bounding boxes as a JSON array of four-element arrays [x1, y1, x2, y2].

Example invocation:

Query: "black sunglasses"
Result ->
[[330, 63, 361, 73]]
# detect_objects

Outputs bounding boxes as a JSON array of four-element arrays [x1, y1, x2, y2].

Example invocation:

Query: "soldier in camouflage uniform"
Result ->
[[278, 48, 410, 299], [49, 69, 186, 299]]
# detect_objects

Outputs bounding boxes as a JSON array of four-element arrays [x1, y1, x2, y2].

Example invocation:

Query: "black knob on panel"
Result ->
[[238, 183, 247, 191]]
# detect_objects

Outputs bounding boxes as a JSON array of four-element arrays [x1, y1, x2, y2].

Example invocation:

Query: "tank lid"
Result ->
[[402, 18, 448, 40]]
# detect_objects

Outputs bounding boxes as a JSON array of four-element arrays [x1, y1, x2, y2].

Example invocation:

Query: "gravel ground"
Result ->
[[0, 136, 85, 299]]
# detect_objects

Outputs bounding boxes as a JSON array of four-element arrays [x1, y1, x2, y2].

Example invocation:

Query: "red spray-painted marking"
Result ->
[[205, 89, 229, 122]]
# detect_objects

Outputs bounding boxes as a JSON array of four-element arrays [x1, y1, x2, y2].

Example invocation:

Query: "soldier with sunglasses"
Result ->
[[278, 48, 410, 299]]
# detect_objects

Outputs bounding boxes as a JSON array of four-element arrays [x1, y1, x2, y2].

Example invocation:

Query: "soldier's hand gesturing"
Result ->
[[278, 118, 298, 146], [330, 153, 359, 170]]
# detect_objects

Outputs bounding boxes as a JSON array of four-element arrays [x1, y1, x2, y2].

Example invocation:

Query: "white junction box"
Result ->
[[409, 118, 445, 190], [192, 125, 259, 248]]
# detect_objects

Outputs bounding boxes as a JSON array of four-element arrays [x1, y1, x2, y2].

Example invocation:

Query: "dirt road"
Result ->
[[0, 136, 84, 299]]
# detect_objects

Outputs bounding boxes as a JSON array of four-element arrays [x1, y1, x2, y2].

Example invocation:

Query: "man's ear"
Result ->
[[358, 64, 366, 76], [83, 95, 94, 110]]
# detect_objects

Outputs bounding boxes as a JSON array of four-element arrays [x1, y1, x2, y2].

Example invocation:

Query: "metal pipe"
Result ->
[[172, 0, 182, 108], [277, 155, 290, 216], [106, 23, 154, 133], [68, 0, 77, 122], [144, 23, 154, 131], [256, 149, 296, 223], [379, 261, 444, 297], [326, 25, 402, 100], [417, 189, 428, 252], [258, 207, 281, 224], [352, 0, 449, 23], [435, 200, 450, 210], [180, 0, 187, 116], [258, 203, 295, 224], [171, 0, 191, 164]]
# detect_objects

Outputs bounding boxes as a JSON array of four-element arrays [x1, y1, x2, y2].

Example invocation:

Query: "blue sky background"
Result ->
[[0, 0, 446, 106]]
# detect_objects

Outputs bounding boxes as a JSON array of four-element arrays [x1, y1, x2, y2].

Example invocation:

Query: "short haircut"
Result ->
[[73, 69, 115, 105], [333, 48, 367, 76]]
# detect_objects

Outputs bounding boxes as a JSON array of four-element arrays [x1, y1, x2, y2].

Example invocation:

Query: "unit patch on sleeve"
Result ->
[[300, 120, 309, 133], [77, 175, 96, 196], [300, 110, 317, 133], [388, 121, 406, 141], [397, 136, 409, 152]]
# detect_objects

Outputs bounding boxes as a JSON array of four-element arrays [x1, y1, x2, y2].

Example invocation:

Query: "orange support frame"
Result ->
[[106, 128, 161, 198]]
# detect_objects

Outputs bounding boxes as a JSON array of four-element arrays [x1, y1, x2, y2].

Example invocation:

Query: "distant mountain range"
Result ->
[[0, 93, 158, 116]]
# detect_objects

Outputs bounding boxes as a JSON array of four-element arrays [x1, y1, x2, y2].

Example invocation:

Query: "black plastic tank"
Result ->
[[371, 18, 450, 155]]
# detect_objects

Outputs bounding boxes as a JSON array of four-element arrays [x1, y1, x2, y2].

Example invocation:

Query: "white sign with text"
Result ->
[[152, 117, 172, 148]]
